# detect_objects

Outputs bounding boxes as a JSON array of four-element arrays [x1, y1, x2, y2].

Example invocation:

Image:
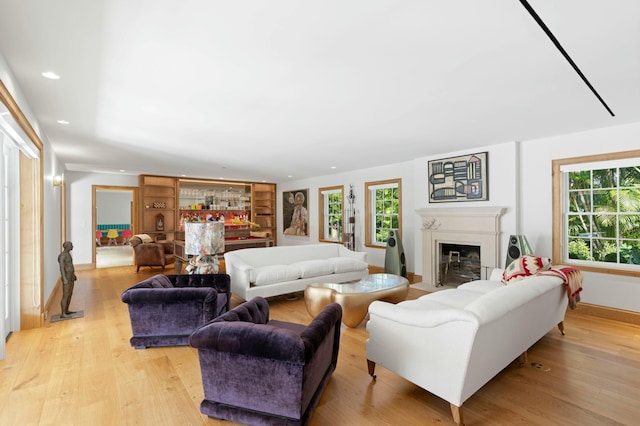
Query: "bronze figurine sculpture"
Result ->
[[58, 241, 77, 318]]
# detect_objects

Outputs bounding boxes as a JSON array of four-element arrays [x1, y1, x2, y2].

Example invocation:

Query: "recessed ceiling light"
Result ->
[[288, 175, 293, 178], [42, 71, 60, 80], [331, 166, 336, 169], [119, 169, 125, 172], [57, 120, 69, 125]]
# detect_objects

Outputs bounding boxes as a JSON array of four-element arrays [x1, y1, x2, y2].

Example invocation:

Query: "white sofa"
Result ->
[[224, 243, 368, 300], [366, 269, 567, 425]]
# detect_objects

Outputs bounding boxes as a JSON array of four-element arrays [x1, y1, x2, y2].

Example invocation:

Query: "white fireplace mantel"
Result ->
[[416, 207, 506, 286]]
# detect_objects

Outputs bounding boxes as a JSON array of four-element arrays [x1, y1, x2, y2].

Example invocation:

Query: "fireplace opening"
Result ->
[[438, 243, 481, 287]]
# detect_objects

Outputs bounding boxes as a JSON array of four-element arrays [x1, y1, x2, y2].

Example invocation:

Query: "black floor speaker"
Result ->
[[385, 229, 407, 277], [505, 234, 532, 268]]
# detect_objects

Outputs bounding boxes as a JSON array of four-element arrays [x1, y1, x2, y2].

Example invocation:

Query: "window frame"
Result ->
[[318, 186, 344, 243], [552, 149, 640, 277], [365, 178, 402, 248]]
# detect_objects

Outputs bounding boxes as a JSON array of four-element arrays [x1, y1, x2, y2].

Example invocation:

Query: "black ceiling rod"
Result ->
[[518, 0, 615, 117]]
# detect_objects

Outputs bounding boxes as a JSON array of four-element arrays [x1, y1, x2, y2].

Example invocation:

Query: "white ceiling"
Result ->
[[1, 0, 639, 182]]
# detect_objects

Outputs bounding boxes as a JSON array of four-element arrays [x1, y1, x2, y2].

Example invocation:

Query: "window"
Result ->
[[318, 186, 343, 242], [553, 150, 640, 275], [365, 179, 402, 247]]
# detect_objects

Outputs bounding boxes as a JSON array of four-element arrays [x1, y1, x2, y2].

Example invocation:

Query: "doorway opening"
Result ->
[[93, 186, 138, 268]]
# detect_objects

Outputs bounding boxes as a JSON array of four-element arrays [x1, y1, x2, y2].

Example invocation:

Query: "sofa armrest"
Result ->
[[160, 241, 174, 254], [336, 244, 367, 261], [121, 287, 216, 305], [226, 257, 253, 273], [300, 303, 342, 362], [223, 254, 253, 297], [489, 268, 504, 281]]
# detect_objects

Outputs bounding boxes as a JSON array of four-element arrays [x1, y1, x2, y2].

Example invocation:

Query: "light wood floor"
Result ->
[[1, 266, 639, 425]]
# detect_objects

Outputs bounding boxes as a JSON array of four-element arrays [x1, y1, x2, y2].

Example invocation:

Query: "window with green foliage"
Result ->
[[365, 179, 401, 247], [562, 157, 640, 269], [318, 186, 343, 242]]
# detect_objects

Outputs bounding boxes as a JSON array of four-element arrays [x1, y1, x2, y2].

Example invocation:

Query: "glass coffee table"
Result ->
[[304, 273, 410, 327]]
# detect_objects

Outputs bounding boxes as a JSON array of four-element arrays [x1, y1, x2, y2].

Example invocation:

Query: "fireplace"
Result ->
[[416, 207, 505, 287], [439, 243, 481, 286]]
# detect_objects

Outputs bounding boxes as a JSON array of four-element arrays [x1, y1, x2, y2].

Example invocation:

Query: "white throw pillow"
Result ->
[[250, 265, 302, 286]]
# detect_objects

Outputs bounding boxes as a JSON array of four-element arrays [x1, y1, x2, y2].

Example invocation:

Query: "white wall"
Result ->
[[96, 191, 132, 224], [277, 161, 416, 272], [43, 144, 65, 302], [66, 172, 138, 265], [520, 121, 640, 312], [278, 123, 640, 313], [49, 122, 640, 314], [1, 52, 65, 310], [412, 142, 519, 274], [6, 33, 639, 314], [280, 142, 521, 276]]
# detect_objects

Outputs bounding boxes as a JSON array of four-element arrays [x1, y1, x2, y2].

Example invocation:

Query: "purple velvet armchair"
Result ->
[[121, 273, 231, 349], [188, 296, 342, 425]]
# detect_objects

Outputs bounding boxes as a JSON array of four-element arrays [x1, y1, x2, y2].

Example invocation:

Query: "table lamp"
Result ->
[[184, 221, 225, 274]]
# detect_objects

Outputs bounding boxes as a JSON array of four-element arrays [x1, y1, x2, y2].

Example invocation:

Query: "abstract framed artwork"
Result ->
[[428, 152, 488, 203], [283, 189, 309, 236]]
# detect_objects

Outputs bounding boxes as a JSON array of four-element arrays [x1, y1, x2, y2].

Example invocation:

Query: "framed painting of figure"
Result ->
[[283, 189, 309, 236]]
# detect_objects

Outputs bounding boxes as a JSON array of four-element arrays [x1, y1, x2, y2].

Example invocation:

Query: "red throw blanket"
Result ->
[[537, 266, 583, 309]]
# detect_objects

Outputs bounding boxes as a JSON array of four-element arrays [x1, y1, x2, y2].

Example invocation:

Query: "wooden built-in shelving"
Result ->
[[138, 175, 276, 248], [139, 175, 177, 241]]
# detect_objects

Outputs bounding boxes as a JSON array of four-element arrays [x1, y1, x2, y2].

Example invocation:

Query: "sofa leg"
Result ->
[[367, 359, 377, 379], [557, 321, 565, 335], [450, 403, 464, 425], [519, 351, 528, 367]]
